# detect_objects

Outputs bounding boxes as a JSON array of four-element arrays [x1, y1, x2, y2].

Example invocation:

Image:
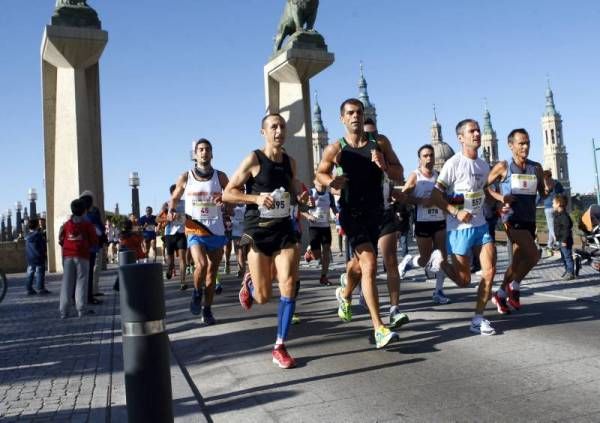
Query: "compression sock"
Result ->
[[276, 296, 296, 344], [435, 271, 445, 292]]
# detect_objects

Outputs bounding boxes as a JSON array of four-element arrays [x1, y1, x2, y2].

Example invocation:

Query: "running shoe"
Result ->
[[339, 272, 347, 289], [215, 276, 223, 295], [336, 287, 352, 322], [166, 266, 173, 280], [389, 309, 410, 329], [491, 292, 510, 314], [304, 249, 314, 263], [506, 284, 521, 310], [38, 288, 51, 295], [291, 313, 301, 325], [239, 272, 253, 311], [179, 283, 188, 291], [202, 306, 216, 325], [375, 326, 398, 348], [469, 318, 496, 336], [190, 288, 202, 315], [426, 250, 443, 273], [562, 272, 575, 281], [432, 290, 451, 305], [319, 275, 332, 286], [236, 268, 244, 278], [272, 344, 296, 369], [398, 254, 413, 279]]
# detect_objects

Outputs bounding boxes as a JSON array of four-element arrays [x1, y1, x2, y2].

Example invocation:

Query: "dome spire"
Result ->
[[545, 77, 557, 116], [357, 61, 377, 124], [312, 90, 325, 133]]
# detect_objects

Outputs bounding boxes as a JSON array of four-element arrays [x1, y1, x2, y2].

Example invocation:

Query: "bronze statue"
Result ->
[[273, 0, 320, 52], [52, 0, 101, 28], [55, 0, 90, 9]]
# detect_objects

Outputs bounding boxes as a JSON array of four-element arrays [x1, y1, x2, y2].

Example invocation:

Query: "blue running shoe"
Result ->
[[190, 288, 202, 315]]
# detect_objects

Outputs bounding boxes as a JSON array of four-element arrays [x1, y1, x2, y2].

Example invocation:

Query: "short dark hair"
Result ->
[[28, 219, 39, 231], [364, 118, 376, 126], [554, 193, 568, 207], [169, 184, 176, 194], [339, 98, 364, 116], [507, 128, 529, 143], [194, 138, 212, 152], [261, 113, 285, 129], [79, 195, 93, 210], [122, 219, 133, 233], [455, 119, 478, 136], [418, 144, 434, 157], [71, 199, 86, 217]]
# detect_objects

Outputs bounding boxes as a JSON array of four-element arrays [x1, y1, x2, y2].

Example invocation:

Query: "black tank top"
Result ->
[[338, 134, 383, 211], [246, 149, 293, 212]]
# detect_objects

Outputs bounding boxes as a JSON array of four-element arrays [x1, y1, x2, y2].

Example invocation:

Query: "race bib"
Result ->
[[462, 191, 484, 215], [417, 205, 445, 222], [259, 192, 290, 218], [144, 224, 156, 232], [191, 201, 219, 223], [311, 208, 329, 224], [510, 174, 537, 195]]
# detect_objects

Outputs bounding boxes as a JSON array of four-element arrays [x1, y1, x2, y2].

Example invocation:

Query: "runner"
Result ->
[[430, 119, 497, 335], [169, 138, 229, 325], [164, 184, 188, 290], [223, 113, 308, 369], [139, 206, 158, 262], [316, 98, 404, 349], [487, 128, 545, 313], [364, 118, 410, 327], [302, 179, 338, 285], [399, 144, 451, 305], [230, 203, 248, 278]]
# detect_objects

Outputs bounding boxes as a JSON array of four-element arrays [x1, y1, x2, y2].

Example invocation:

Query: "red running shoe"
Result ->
[[304, 249, 314, 263], [319, 275, 332, 286], [491, 292, 510, 315], [272, 344, 296, 369], [239, 273, 254, 311], [507, 284, 521, 310]]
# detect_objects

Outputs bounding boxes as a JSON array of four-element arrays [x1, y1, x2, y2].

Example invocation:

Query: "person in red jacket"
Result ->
[[58, 198, 99, 318]]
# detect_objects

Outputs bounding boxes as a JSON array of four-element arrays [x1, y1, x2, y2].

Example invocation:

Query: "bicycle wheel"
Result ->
[[0, 270, 6, 303]]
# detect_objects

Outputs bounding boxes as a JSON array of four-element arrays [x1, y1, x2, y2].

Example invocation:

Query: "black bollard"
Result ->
[[119, 263, 173, 423], [119, 250, 137, 266]]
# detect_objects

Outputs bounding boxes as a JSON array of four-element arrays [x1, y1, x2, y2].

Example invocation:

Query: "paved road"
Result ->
[[1, 245, 599, 422]]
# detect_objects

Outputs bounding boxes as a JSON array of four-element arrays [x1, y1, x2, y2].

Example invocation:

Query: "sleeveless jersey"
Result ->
[[500, 159, 540, 223], [245, 150, 293, 220], [231, 205, 246, 237], [308, 188, 333, 228], [337, 133, 383, 211], [414, 168, 445, 222], [165, 199, 185, 235], [183, 170, 225, 236]]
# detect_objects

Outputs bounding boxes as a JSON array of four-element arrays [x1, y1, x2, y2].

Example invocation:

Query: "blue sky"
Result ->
[[1, 0, 599, 217]]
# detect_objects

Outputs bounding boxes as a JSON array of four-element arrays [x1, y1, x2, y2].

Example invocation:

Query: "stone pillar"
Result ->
[[41, 25, 108, 272], [264, 33, 334, 186]]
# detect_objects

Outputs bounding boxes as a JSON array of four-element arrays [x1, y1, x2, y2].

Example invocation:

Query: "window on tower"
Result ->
[[545, 130, 548, 145], [551, 129, 555, 144]]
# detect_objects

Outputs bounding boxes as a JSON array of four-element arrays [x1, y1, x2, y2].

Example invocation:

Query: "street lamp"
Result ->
[[28, 188, 38, 218], [129, 171, 141, 220], [1, 214, 5, 242], [593, 138, 600, 205], [15, 201, 23, 237], [6, 209, 13, 241]]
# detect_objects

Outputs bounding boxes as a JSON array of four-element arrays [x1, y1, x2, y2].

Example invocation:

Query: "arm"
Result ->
[[535, 165, 546, 199], [329, 192, 338, 214], [377, 135, 404, 183], [217, 170, 234, 217], [432, 182, 472, 224], [169, 172, 188, 212], [485, 161, 511, 203], [316, 142, 347, 190], [399, 172, 422, 205], [223, 152, 272, 208], [288, 157, 309, 206]]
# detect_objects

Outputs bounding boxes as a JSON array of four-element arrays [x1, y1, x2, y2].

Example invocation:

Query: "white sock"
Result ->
[[510, 281, 520, 290], [472, 313, 483, 324], [435, 271, 445, 291], [496, 287, 507, 298], [411, 255, 421, 268], [390, 305, 399, 314]]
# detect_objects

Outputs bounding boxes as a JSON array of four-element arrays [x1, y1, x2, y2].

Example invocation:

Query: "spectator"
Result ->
[[112, 220, 145, 291], [553, 194, 575, 280], [80, 190, 106, 303], [24, 219, 48, 295], [58, 198, 98, 318], [541, 169, 564, 255]]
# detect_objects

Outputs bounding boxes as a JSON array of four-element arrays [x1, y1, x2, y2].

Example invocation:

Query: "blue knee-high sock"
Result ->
[[276, 296, 296, 343]]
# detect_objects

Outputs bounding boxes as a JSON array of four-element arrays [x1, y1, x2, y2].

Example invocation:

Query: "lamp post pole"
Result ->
[[28, 188, 38, 218], [6, 210, 13, 241], [129, 172, 140, 220], [15, 201, 23, 237]]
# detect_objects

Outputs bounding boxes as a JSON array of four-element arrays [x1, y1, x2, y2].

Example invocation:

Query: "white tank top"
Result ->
[[308, 188, 332, 228], [183, 170, 225, 236], [414, 168, 445, 222], [231, 205, 246, 237]]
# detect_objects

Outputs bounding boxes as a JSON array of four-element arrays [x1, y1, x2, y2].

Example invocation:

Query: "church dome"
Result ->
[[433, 141, 455, 171]]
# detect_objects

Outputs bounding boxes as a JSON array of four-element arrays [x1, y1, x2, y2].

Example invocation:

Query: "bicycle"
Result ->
[[0, 268, 7, 303]]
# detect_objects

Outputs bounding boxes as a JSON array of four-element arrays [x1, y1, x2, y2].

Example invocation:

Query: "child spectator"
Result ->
[[58, 199, 98, 318], [24, 219, 48, 295], [553, 194, 575, 280], [112, 220, 145, 291]]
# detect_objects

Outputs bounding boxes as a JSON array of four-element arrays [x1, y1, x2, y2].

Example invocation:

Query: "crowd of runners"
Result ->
[[97, 97, 592, 370]]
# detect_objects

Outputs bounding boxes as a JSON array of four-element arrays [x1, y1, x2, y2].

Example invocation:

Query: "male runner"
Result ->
[[139, 207, 157, 262], [431, 119, 497, 335], [230, 203, 248, 278], [169, 139, 229, 325], [223, 113, 308, 369], [399, 144, 451, 304], [164, 184, 188, 290], [487, 128, 545, 313], [364, 118, 410, 328], [316, 98, 404, 349], [302, 179, 338, 285]]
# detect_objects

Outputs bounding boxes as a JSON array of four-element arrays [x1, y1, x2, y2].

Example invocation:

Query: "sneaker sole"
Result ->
[[491, 296, 510, 315], [376, 332, 399, 349], [272, 357, 296, 369], [432, 297, 451, 305], [389, 315, 410, 329], [469, 326, 496, 336]]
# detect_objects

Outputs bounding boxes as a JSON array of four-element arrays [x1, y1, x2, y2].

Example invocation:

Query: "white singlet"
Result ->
[[231, 205, 246, 238], [308, 188, 333, 228], [413, 168, 445, 222], [183, 170, 225, 236]]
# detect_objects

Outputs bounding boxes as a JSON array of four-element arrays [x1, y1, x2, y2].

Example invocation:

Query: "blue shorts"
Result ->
[[187, 235, 228, 252], [447, 225, 493, 256], [143, 231, 156, 241]]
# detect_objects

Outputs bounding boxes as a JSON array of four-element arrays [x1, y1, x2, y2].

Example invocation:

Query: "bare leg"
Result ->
[[378, 232, 400, 307]]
